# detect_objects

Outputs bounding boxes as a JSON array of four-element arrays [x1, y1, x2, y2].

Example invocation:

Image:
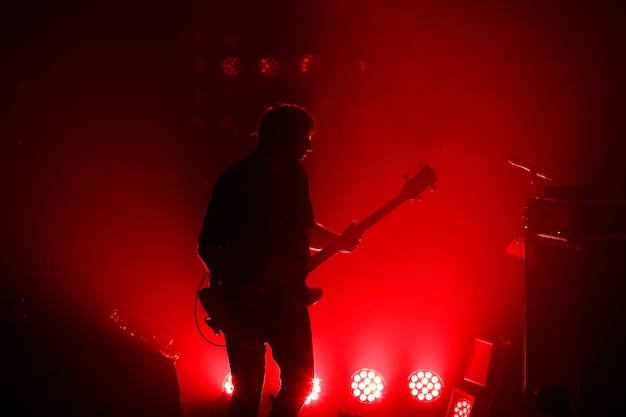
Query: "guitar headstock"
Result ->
[[400, 165, 438, 201]]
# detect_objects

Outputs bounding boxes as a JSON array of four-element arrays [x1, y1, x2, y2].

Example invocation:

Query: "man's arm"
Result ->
[[309, 222, 361, 253]]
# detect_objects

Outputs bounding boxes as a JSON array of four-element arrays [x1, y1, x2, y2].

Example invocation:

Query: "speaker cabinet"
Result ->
[[524, 236, 626, 416]]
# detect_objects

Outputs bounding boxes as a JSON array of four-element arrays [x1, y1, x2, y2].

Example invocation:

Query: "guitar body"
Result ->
[[254, 255, 326, 305], [198, 256, 321, 336], [198, 285, 241, 336]]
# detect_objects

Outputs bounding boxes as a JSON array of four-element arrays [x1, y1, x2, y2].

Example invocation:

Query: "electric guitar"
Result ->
[[199, 164, 438, 335]]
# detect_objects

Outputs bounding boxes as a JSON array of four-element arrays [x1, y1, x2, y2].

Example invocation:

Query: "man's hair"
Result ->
[[256, 103, 316, 154]]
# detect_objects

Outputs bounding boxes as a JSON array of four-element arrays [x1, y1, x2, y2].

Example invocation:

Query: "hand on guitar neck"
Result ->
[[337, 221, 362, 253]]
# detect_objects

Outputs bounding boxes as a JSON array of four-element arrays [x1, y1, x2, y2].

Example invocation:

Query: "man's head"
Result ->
[[256, 103, 316, 160]]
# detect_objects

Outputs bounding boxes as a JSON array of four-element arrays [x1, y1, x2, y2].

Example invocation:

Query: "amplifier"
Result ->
[[524, 194, 626, 243]]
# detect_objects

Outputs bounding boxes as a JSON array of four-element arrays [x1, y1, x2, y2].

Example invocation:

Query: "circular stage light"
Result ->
[[222, 373, 234, 395], [407, 369, 443, 402], [305, 376, 321, 405], [350, 368, 385, 404]]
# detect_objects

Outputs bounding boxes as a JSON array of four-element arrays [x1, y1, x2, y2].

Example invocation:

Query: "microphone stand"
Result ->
[[508, 155, 552, 417]]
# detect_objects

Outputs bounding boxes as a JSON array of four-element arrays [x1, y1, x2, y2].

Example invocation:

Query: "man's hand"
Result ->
[[338, 222, 361, 253]]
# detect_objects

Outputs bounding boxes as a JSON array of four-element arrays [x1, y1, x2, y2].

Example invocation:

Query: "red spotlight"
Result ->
[[408, 369, 443, 402], [223, 372, 319, 404], [260, 57, 280, 76], [222, 373, 234, 395], [301, 54, 313, 73], [304, 375, 321, 405], [350, 368, 385, 404], [221, 57, 241, 77], [445, 387, 474, 417]]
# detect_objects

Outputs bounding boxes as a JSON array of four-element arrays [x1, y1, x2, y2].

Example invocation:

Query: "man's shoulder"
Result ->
[[221, 153, 261, 176]]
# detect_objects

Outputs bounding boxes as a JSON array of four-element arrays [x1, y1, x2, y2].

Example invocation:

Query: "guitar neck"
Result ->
[[308, 193, 408, 272]]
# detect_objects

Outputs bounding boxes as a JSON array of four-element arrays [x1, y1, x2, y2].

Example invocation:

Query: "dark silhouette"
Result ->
[[197, 103, 360, 417]]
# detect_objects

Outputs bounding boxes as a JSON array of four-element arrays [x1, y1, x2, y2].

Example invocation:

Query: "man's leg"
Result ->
[[267, 306, 315, 417], [225, 333, 266, 417]]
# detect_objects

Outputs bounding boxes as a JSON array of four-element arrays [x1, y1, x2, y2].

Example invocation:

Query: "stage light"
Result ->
[[222, 373, 234, 395], [260, 57, 280, 76], [222, 372, 319, 403], [445, 387, 474, 417], [304, 376, 321, 405], [407, 369, 443, 402], [301, 54, 313, 73], [221, 57, 241, 77], [350, 368, 385, 404], [464, 337, 494, 388]]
